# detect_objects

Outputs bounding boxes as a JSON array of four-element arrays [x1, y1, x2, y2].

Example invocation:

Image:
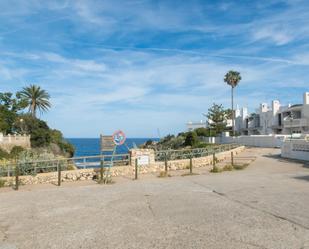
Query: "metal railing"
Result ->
[[0, 153, 130, 178], [0, 144, 242, 178], [154, 144, 240, 161]]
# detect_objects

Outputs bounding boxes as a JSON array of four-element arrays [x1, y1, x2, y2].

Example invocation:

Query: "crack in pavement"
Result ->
[[211, 189, 309, 231], [144, 195, 155, 217], [188, 179, 309, 231]]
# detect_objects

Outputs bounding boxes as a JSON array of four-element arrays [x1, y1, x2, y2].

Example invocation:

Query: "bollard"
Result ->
[[164, 153, 168, 173], [189, 156, 193, 174], [15, 164, 19, 191], [135, 158, 138, 180], [231, 151, 234, 166], [57, 161, 61, 186]]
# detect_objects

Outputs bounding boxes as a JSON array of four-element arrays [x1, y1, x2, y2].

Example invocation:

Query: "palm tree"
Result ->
[[19, 84, 51, 118], [224, 71, 241, 136]]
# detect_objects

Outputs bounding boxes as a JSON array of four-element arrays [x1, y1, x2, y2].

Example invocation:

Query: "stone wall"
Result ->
[[0, 133, 31, 152], [1, 146, 245, 187]]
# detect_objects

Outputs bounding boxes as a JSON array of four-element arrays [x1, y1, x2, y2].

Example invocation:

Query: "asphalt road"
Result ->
[[0, 148, 308, 249]]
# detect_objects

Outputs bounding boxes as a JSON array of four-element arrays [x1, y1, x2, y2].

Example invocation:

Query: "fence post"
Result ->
[[212, 153, 216, 168], [231, 151, 234, 166], [57, 161, 61, 186], [164, 153, 168, 173], [129, 153, 131, 166], [189, 156, 193, 174], [135, 158, 138, 180], [15, 164, 19, 191], [100, 163, 104, 184]]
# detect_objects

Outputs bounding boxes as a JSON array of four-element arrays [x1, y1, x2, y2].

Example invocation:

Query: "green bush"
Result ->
[[194, 128, 209, 137], [210, 166, 221, 173], [0, 148, 10, 159], [0, 178, 6, 188], [184, 131, 198, 147], [10, 146, 25, 158]]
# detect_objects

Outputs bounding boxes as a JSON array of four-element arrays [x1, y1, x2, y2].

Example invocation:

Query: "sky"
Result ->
[[0, 0, 309, 138]]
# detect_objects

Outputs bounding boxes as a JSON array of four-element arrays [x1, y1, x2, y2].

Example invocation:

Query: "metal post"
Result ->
[[15, 164, 19, 191], [231, 151, 234, 166], [135, 158, 138, 180], [164, 153, 168, 173], [57, 161, 61, 186], [189, 156, 193, 174]]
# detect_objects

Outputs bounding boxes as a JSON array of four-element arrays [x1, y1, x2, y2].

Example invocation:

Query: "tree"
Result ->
[[224, 71, 241, 136], [19, 84, 51, 118], [207, 103, 228, 136], [0, 92, 27, 134]]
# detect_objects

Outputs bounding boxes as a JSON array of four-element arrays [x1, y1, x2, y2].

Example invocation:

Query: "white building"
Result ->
[[235, 92, 309, 135], [187, 119, 233, 132], [186, 121, 206, 131]]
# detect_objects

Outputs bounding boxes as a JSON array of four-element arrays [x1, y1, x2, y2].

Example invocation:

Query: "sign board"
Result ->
[[137, 155, 150, 166], [100, 135, 115, 151], [113, 130, 126, 145]]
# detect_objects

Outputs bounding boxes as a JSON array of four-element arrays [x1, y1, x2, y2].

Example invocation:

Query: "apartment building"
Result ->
[[235, 92, 309, 135]]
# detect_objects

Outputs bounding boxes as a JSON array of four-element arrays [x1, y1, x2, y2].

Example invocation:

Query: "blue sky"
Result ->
[[1, 0, 308, 138]]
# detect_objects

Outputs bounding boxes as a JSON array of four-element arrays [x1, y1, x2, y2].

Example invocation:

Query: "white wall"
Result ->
[[209, 135, 287, 148], [281, 138, 309, 161]]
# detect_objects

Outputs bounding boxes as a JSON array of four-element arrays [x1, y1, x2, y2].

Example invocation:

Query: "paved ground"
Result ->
[[0, 148, 308, 249]]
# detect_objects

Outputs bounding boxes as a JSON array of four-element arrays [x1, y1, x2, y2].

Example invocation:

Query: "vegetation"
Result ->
[[210, 163, 249, 173], [141, 103, 232, 151], [207, 103, 231, 135], [224, 70, 242, 135], [0, 86, 75, 161], [19, 84, 51, 118], [0, 178, 6, 188]]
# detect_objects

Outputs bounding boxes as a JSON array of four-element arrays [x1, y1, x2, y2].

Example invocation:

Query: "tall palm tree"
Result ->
[[224, 71, 241, 136], [19, 84, 51, 118]]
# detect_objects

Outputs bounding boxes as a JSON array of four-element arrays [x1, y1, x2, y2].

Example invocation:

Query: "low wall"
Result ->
[[0, 134, 31, 152], [208, 135, 287, 148], [1, 146, 245, 187], [281, 138, 309, 161]]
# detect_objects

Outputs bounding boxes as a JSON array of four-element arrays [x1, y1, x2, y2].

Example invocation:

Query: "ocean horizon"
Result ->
[[67, 138, 159, 157]]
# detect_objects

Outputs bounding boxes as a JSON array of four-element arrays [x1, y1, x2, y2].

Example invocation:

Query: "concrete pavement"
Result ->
[[0, 147, 308, 249]]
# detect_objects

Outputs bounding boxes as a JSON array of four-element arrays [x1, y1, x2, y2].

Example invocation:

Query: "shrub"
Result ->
[[10, 146, 25, 158], [222, 164, 233, 171], [233, 163, 249, 170], [194, 128, 209, 137], [158, 171, 171, 178], [0, 148, 10, 159], [184, 131, 198, 147], [0, 178, 6, 188], [210, 166, 221, 173]]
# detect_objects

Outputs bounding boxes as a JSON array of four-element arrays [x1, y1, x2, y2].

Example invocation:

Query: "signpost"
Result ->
[[137, 155, 149, 166], [99, 130, 126, 184], [100, 135, 115, 151], [112, 130, 126, 145]]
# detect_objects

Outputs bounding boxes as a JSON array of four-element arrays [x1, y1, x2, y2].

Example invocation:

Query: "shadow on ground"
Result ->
[[293, 175, 309, 182]]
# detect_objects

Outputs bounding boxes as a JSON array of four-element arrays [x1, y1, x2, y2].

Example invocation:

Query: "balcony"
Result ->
[[283, 118, 309, 128]]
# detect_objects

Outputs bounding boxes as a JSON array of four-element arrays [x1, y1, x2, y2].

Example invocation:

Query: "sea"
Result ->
[[67, 138, 158, 157]]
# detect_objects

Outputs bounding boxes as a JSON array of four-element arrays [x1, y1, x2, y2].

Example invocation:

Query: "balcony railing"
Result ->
[[283, 118, 308, 128]]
